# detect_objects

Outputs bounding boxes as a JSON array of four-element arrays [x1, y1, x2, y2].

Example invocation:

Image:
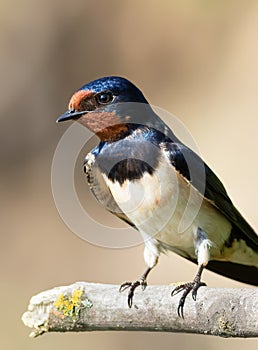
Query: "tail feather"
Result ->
[[206, 260, 258, 286]]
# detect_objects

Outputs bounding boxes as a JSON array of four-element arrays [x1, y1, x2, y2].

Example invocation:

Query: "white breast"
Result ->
[[102, 150, 232, 260]]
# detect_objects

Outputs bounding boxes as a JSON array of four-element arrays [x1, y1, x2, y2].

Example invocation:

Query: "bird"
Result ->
[[57, 76, 258, 317]]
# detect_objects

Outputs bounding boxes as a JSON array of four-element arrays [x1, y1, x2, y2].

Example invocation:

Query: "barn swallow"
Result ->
[[57, 76, 258, 317]]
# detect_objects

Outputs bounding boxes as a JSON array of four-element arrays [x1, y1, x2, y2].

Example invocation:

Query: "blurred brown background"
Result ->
[[1, 0, 258, 349]]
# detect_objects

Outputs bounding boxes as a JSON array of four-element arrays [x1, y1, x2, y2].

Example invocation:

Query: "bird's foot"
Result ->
[[119, 278, 147, 308], [171, 279, 206, 318]]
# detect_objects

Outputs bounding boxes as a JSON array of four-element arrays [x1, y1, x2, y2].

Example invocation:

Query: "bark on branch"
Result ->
[[22, 282, 258, 338]]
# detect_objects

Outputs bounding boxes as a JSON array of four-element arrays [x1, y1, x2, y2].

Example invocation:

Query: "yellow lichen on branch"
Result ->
[[54, 287, 92, 318]]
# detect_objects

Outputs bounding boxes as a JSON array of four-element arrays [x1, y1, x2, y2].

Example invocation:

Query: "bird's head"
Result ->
[[57, 76, 149, 141]]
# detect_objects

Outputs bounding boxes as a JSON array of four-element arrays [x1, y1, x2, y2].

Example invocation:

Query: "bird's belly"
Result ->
[[103, 163, 232, 259]]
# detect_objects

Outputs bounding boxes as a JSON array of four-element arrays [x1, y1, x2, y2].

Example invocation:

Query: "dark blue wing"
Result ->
[[166, 142, 258, 251]]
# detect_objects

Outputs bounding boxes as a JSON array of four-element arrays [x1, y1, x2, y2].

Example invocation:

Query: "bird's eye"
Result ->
[[96, 92, 114, 105]]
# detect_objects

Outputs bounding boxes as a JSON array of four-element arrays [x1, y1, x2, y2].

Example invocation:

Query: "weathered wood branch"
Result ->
[[22, 282, 258, 338]]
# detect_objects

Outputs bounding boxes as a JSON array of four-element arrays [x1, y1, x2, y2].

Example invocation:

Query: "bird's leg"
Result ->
[[119, 266, 152, 308], [120, 239, 159, 308], [171, 227, 212, 318], [171, 264, 206, 318]]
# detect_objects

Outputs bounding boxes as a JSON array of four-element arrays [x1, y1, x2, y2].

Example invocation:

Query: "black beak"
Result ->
[[56, 110, 88, 123]]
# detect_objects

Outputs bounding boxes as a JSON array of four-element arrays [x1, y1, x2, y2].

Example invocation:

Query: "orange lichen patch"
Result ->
[[78, 111, 128, 142], [68, 90, 94, 111]]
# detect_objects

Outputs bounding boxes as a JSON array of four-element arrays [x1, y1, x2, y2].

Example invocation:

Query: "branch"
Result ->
[[22, 282, 258, 338]]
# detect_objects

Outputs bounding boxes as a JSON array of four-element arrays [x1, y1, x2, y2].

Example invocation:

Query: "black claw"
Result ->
[[171, 283, 190, 297], [119, 282, 132, 293], [171, 280, 206, 318], [171, 287, 180, 297], [177, 286, 192, 318], [192, 282, 206, 301], [177, 298, 185, 318], [119, 279, 146, 308]]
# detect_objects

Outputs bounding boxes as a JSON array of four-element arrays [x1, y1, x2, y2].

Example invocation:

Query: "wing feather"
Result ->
[[166, 142, 258, 250], [84, 150, 136, 228]]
